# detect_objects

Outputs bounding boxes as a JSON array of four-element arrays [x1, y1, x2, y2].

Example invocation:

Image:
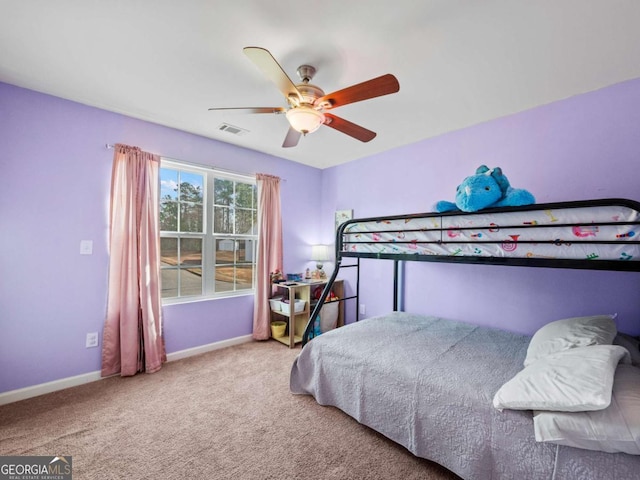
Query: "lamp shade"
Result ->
[[311, 244, 331, 262], [286, 106, 325, 134]]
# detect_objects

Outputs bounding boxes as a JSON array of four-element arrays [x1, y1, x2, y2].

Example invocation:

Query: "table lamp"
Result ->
[[311, 244, 331, 279]]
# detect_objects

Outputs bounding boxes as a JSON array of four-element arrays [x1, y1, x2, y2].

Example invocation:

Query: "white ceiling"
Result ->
[[1, 1, 640, 169]]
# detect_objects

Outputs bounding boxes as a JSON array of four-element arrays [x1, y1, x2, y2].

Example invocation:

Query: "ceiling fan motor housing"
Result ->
[[294, 83, 325, 106]]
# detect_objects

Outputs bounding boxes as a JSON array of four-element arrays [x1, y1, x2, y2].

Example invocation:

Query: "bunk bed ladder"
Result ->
[[302, 258, 360, 346]]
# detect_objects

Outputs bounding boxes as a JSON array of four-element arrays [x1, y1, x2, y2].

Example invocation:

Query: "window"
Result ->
[[159, 159, 257, 302]]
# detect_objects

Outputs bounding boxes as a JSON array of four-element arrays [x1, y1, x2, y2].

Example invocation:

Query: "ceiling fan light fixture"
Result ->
[[286, 106, 325, 135]]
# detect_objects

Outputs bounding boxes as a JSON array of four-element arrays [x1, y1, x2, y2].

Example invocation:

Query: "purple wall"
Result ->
[[0, 83, 323, 393], [2, 77, 640, 395], [323, 77, 640, 335]]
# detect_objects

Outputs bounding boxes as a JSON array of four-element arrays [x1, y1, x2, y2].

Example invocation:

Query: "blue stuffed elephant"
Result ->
[[435, 165, 535, 213]]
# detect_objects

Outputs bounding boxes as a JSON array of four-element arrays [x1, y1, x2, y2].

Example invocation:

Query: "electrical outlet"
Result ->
[[360, 304, 366, 316], [86, 332, 99, 348], [80, 240, 93, 255]]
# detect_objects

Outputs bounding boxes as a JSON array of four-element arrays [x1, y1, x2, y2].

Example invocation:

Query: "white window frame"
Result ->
[[160, 158, 257, 304]]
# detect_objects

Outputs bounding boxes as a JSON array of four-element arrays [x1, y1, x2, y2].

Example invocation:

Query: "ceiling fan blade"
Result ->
[[243, 47, 302, 101], [282, 127, 301, 148], [207, 107, 285, 114], [323, 113, 376, 142], [315, 74, 399, 109]]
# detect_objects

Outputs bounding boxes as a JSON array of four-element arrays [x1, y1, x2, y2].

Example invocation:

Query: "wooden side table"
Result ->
[[270, 282, 310, 348]]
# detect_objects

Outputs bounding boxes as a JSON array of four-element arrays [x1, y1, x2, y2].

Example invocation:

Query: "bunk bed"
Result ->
[[290, 198, 640, 480]]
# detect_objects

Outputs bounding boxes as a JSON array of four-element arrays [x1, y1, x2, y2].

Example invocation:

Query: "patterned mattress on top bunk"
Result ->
[[340, 200, 640, 266]]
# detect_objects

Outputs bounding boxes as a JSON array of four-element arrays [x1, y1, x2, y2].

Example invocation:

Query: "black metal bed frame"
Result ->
[[302, 198, 640, 345]]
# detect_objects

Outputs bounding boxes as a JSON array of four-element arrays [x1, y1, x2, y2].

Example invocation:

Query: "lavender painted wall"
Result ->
[[2, 77, 640, 395], [0, 82, 323, 394], [323, 78, 640, 335]]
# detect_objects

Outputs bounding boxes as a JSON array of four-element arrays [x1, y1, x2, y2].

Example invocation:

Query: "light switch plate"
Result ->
[[86, 332, 99, 348]]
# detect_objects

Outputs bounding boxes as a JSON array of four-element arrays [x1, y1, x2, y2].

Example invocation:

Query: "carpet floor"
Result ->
[[0, 340, 460, 479]]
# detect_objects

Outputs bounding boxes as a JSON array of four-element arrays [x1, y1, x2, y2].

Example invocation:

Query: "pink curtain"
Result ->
[[253, 174, 283, 340], [101, 144, 166, 377]]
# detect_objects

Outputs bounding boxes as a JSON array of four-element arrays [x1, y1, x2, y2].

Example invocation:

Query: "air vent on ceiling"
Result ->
[[218, 123, 249, 136]]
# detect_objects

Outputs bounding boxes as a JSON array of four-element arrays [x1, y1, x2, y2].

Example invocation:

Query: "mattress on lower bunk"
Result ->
[[342, 204, 640, 262], [290, 312, 640, 480]]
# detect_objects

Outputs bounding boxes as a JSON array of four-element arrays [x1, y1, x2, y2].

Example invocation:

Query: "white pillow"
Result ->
[[524, 314, 617, 367], [534, 364, 640, 455], [493, 345, 630, 412]]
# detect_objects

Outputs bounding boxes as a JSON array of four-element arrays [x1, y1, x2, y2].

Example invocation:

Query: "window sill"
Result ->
[[162, 290, 254, 306]]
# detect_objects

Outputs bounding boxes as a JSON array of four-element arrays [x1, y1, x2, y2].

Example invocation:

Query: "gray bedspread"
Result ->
[[290, 312, 640, 480]]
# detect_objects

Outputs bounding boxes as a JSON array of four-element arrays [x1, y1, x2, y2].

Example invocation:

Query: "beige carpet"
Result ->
[[0, 340, 460, 479]]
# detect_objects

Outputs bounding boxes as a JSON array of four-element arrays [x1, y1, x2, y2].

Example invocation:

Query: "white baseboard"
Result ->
[[0, 371, 104, 407], [165, 334, 253, 362], [0, 335, 254, 406]]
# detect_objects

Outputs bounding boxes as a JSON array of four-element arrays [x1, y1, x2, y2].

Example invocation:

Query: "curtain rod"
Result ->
[[105, 143, 284, 181]]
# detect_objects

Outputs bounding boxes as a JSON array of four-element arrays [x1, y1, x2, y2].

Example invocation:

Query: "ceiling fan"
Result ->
[[209, 47, 400, 148]]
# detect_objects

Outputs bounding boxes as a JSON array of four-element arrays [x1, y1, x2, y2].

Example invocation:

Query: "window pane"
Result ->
[[161, 238, 178, 266], [214, 178, 233, 206], [161, 269, 178, 298], [160, 199, 178, 231], [160, 169, 179, 231], [180, 267, 202, 296], [215, 265, 234, 293], [179, 172, 204, 203], [236, 264, 254, 290], [252, 184, 257, 209], [214, 206, 233, 233], [160, 169, 179, 200], [180, 203, 203, 232], [216, 238, 235, 264], [235, 208, 255, 235], [236, 239, 255, 263], [235, 183, 255, 208], [180, 238, 202, 266], [234, 209, 253, 235]]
